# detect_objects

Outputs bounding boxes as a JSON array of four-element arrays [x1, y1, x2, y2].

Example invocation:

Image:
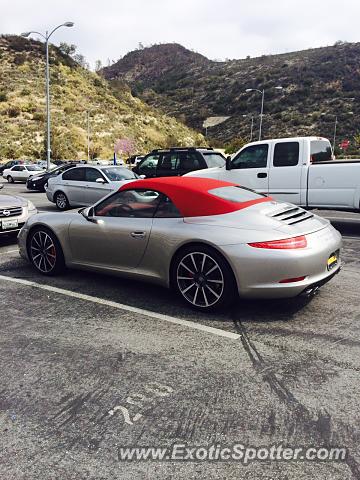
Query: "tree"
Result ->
[[114, 138, 136, 158], [224, 137, 247, 155], [95, 59, 102, 72], [73, 53, 89, 69], [59, 42, 76, 56]]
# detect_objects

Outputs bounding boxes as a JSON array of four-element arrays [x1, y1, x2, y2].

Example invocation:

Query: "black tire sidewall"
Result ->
[[172, 244, 236, 311], [28, 227, 65, 276], [7, 176, 14, 183]]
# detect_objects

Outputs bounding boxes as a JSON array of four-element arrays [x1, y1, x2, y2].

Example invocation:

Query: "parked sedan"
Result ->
[[19, 177, 341, 311], [3, 164, 43, 183], [45, 165, 139, 210], [0, 160, 24, 175], [27, 163, 78, 192], [0, 184, 37, 235]]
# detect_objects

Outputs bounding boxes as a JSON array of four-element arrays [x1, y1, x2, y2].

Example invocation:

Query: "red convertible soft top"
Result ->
[[119, 177, 271, 217]]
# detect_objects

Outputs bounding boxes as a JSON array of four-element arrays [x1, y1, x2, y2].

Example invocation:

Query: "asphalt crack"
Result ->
[[232, 314, 360, 479]]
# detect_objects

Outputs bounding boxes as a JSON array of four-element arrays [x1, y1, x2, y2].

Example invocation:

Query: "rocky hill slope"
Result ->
[[102, 42, 360, 151], [0, 36, 204, 160]]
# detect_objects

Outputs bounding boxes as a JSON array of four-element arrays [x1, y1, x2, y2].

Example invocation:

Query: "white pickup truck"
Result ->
[[186, 137, 360, 211]]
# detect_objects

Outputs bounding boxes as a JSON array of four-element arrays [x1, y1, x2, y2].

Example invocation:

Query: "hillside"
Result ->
[[103, 42, 360, 152], [0, 36, 204, 161]]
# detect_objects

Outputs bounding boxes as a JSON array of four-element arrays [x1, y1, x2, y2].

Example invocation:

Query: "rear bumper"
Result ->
[[221, 224, 342, 299], [299, 267, 341, 296]]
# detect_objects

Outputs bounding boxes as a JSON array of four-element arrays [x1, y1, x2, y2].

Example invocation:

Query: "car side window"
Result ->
[[85, 168, 105, 182], [94, 189, 161, 218], [157, 153, 179, 172], [203, 152, 226, 168], [154, 196, 182, 218], [232, 145, 269, 169], [138, 154, 159, 175], [12, 166, 21, 171], [177, 152, 201, 171], [273, 142, 299, 167], [62, 168, 86, 181]]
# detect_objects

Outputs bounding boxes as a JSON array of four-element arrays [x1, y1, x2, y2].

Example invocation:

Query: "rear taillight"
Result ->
[[248, 235, 307, 249]]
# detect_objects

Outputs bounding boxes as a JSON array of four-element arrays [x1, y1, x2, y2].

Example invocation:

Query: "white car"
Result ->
[[3, 164, 43, 183], [0, 184, 37, 235], [36, 161, 57, 170], [46, 165, 139, 210]]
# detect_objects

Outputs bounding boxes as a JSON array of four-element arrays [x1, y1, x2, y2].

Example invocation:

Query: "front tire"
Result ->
[[55, 191, 70, 210], [7, 175, 14, 183], [172, 245, 236, 311], [28, 227, 65, 276]]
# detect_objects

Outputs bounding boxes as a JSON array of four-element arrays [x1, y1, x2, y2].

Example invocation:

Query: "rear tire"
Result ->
[[7, 176, 14, 183], [171, 245, 237, 311], [28, 227, 65, 276], [55, 191, 70, 210]]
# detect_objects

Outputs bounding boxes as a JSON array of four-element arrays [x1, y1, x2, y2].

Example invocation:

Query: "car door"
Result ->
[[84, 167, 112, 204], [156, 152, 180, 177], [11, 165, 25, 181], [222, 144, 270, 193], [268, 140, 303, 204], [136, 153, 160, 178], [61, 167, 87, 205], [177, 151, 203, 175], [68, 188, 162, 270]]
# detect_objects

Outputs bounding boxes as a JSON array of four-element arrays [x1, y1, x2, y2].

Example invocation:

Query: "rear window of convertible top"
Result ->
[[208, 186, 266, 203]]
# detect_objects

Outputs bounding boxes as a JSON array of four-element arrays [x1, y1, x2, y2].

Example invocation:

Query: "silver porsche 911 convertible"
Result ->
[[18, 177, 342, 311]]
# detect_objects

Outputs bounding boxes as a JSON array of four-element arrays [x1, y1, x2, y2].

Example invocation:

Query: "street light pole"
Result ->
[[245, 86, 283, 141], [87, 111, 90, 162], [22, 22, 74, 170], [45, 33, 51, 169], [333, 115, 338, 153], [259, 89, 265, 141], [242, 114, 254, 141]]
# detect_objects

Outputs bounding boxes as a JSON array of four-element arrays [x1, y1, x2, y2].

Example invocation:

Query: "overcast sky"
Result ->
[[2, 0, 360, 68]]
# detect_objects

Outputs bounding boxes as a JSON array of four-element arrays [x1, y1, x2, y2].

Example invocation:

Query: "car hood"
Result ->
[[184, 167, 224, 178], [184, 200, 330, 240], [0, 194, 28, 208]]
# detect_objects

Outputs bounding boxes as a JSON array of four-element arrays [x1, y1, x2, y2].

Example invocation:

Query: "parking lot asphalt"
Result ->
[[1, 180, 360, 479]]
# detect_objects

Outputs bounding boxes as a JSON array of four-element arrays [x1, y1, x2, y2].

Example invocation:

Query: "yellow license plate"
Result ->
[[327, 254, 338, 270]]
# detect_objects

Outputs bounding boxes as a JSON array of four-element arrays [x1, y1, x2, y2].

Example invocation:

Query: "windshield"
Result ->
[[102, 167, 137, 181], [203, 153, 226, 168], [310, 140, 332, 162], [27, 165, 43, 171], [208, 186, 266, 202]]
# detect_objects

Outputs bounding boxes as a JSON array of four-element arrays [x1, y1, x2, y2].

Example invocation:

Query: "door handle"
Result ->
[[131, 231, 146, 238], [257, 172, 267, 178]]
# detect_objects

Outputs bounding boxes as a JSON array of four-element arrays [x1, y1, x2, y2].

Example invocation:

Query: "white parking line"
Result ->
[[0, 274, 240, 340]]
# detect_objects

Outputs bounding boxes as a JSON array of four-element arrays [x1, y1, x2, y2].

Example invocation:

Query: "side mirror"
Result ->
[[132, 166, 139, 174], [226, 156, 232, 171], [81, 206, 96, 222], [96, 177, 106, 184]]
